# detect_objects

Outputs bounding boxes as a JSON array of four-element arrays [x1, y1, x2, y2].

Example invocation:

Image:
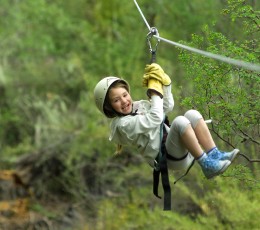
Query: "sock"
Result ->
[[207, 147, 217, 154], [196, 152, 206, 161]]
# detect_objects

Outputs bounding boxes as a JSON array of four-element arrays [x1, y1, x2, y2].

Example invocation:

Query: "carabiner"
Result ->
[[147, 27, 160, 54], [147, 27, 160, 63]]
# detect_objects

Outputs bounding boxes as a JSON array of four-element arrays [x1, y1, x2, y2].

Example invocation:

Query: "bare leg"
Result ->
[[193, 119, 216, 152], [181, 123, 232, 179], [181, 124, 204, 159], [180, 111, 234, 179]]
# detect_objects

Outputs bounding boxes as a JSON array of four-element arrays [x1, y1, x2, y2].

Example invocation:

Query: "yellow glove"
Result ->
[[147, 78, 163, 98], [142, 75, 148, 87], [143, 63, 171, 86]]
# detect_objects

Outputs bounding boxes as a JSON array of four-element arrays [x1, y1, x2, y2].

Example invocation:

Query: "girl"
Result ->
[[94, 63, 239, 179]]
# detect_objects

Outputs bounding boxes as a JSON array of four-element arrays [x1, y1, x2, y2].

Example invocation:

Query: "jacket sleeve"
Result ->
[[125, 95, 163, 131], [163, 84, 174, 114]]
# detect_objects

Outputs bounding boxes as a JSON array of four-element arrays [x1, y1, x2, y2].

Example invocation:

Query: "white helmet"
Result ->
[[94, 76, 129, 117]]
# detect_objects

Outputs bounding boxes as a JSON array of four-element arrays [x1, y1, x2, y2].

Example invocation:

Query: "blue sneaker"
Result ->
[[197, 153, 231, 179], [208, 148, 239, 162]]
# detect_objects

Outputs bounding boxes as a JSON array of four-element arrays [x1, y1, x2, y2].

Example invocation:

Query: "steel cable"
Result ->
[[133, 0, 260, 72]]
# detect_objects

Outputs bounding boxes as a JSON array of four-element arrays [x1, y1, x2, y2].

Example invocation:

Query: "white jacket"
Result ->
[[109, 85, 174, 167]]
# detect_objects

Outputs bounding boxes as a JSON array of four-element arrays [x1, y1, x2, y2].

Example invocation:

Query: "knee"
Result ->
[[184, 109, 203, 129], [172, 116, 190, 135]]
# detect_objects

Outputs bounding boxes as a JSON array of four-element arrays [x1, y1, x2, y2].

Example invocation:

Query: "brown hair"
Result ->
[[103, 80, 129, 118]]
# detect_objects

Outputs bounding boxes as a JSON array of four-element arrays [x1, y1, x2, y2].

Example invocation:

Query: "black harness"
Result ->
[[153, 117, 195, 210], [131, 111, 195, 210], [153, 119, 172, 210]]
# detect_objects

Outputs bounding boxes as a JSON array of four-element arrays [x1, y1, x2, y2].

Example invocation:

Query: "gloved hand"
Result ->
[[143, 63, 171, 86], [147, 78, 163, 98]]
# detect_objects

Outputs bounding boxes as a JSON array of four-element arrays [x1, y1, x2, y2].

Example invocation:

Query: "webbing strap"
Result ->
[[153, 121, 172, 210], [153, 148, 171, 210], [161, 144, 171, 210], [153, 170, 161, 198]]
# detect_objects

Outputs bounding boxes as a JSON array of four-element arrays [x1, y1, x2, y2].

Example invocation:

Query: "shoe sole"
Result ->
[[206, 160, 231, 179], [229, 149, 240, 162]]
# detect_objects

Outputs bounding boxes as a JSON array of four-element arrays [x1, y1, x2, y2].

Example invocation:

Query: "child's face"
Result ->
[[109, 87, 133, 115]]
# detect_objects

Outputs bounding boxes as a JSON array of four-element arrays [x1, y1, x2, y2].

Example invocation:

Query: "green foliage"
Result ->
[[30, 203, 57, 219], [179, 3, 259, 150], [0, 0, 259, 228], [83, 164, 260, 230], [95, 199, 203, 230], [197, 169, 260, 230], [223, 0, 259, 34]]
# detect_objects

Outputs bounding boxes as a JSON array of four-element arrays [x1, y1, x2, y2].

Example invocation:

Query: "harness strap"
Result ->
[[153, 158, 171, 210], [173, 158, 195, 184], [153, 119, 171, 210], [153, 117, 195, 210], [167, 152, 188, 161]]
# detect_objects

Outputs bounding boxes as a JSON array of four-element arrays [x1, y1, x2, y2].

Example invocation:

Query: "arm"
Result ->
[[121, 95, 164, 133], [163, 85, 174, 114], [143, 63, 174, 114]]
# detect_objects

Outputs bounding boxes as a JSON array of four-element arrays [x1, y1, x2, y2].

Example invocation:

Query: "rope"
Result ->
[[133, 0, 260, 73]]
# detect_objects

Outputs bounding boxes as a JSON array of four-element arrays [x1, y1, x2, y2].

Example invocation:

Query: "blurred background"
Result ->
[[0, 0, 259, 229]]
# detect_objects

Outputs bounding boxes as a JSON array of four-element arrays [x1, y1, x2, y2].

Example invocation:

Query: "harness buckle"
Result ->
[[154, 159, 160, 171]]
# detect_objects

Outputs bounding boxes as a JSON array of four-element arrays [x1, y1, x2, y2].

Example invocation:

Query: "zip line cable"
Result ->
[[133, 0, 151, 31], [153, 35, 260, 72], [133, 0, 260, 72]]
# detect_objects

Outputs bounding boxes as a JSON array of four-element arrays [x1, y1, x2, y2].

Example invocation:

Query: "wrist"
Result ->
[[147, 78, 163, 98]]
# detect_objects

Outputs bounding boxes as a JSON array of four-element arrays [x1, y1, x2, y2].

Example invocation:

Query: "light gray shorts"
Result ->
[[165, 109, 203, 171]]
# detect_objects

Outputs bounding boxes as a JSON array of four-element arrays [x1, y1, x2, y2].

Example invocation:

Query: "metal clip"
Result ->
[[154, 159, 160, 171], [147, 27, 160, 54]]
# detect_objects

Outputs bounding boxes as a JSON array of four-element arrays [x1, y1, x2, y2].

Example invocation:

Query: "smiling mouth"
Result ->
[[122, 104, 130, 111]]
